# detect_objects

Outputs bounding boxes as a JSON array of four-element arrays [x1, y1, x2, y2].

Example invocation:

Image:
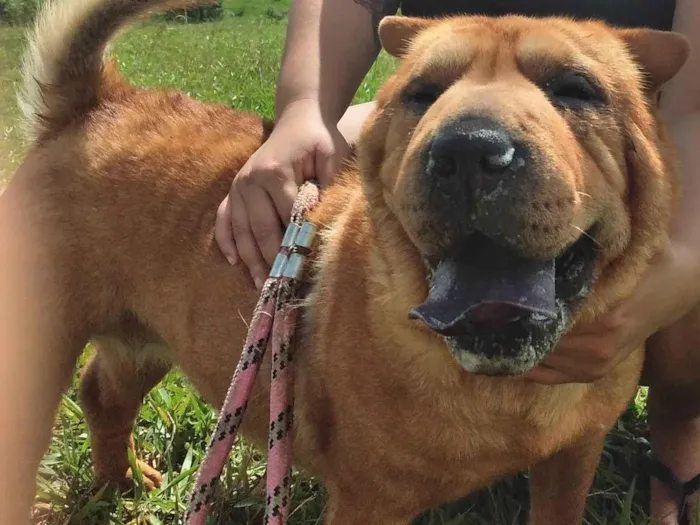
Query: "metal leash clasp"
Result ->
[[269, 221, 317, 279]]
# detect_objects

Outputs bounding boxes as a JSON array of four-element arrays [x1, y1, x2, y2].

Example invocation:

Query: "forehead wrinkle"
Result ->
[[517, 24, 630, 77], [550, 20, 621, 59], [516, 31, 611, 86], [517, 31, 580, 66], [410, 29, 480, 84], [454, 22, 524, 79]]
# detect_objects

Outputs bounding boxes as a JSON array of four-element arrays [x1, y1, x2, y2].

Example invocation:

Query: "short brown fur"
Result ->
[[0, 0, 690, 523]]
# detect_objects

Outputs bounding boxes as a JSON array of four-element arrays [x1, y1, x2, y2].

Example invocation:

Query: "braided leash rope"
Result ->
[[185, 182, 320, 525]]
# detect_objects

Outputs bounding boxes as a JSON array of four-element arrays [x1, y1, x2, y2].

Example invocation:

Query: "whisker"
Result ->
[[576, 191, 592, 199], [571, 224, 602, 247]]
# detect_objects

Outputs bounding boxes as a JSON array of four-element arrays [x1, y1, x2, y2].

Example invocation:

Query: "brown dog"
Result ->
[[0, 0, 690, 523]]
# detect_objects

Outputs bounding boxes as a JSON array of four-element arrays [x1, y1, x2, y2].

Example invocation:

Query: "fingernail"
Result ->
[[254, 276, 265, 290], [226, 255, 237, 266]]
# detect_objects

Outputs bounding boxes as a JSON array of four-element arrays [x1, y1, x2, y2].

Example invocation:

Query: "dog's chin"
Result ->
[[410, 231, 597, 376], [443, 308, 568, 375]]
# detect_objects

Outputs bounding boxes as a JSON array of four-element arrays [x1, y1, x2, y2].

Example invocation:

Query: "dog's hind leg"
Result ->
[[527, 435, 606, 525], [78, 337, 171, 491]]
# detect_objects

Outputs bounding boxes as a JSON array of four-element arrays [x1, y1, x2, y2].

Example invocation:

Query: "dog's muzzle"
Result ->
[[409, 232, 597, 375]]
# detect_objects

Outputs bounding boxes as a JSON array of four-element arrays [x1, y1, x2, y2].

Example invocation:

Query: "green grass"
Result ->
[[0, 1, 658, 524], [0, 24, 26, 184]]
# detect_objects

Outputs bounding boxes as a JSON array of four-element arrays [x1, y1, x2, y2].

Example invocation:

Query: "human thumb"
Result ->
[[314, 137, 348, 188]]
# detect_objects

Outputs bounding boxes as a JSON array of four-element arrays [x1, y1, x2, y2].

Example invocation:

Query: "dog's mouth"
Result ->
[[409, 231, 598, 375]]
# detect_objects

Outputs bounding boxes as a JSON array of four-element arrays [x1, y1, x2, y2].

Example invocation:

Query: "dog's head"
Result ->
[[357, 15, 689, 375]]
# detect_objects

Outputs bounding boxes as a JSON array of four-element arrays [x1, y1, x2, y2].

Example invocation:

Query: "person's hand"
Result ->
[[215, 99, 349, 289], [525, 239, 700, 384]]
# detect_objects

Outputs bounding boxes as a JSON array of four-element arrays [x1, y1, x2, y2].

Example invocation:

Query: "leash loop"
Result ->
[[185, 181, 320, 525]]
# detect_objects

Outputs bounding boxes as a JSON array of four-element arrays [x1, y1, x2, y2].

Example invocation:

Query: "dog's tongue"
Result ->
[[409, 239, 557, 334]]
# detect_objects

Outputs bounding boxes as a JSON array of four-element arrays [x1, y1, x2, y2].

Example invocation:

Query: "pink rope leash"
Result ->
[[185, 182, 320, 525]]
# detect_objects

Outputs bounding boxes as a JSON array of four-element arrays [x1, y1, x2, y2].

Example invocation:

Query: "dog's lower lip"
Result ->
[[467, 303, 525, 325], [411, 233, 559, 337]]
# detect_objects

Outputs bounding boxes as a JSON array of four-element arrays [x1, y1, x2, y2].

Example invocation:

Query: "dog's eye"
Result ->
[[402, 81, 444, 113], [545, 71, 604, 108]]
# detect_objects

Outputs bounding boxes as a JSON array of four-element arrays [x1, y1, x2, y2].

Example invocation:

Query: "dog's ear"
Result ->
[[618, 29, 690, 92], [379, 16, 434, 58]]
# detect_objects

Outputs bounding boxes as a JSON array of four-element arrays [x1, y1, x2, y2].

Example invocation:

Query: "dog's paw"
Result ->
[[129, 460, 163, 491], [99, 460, 163, 493]]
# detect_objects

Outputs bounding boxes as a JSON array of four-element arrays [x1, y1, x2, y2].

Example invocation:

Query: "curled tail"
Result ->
[[18, 0, 209, 143]]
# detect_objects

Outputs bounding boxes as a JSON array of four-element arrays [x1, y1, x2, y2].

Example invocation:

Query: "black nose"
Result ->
[[427, 118, 519, 178]]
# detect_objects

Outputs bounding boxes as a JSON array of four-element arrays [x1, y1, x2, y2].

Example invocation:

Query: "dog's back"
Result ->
[[0, 1, 279, 521]]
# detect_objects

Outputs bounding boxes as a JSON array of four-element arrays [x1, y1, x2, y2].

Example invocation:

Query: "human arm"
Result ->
[[215, 0, 397, 289], [276, 0, 391, 124]]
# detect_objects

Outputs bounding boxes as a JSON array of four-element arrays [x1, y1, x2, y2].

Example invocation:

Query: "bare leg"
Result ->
[[648, 384, 700, 525], [0, 185, 85, 524], [528, 436, 606, 525], [646, 316, 700, 525], [78, 339, 171, 490], [0, 318, 83, 524]]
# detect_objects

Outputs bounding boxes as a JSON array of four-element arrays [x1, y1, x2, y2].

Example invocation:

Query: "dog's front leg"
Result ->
[[527, 435, 607, 525]]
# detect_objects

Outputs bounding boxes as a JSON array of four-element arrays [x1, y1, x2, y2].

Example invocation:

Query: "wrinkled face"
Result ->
[[359, 16, 687, 375]]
